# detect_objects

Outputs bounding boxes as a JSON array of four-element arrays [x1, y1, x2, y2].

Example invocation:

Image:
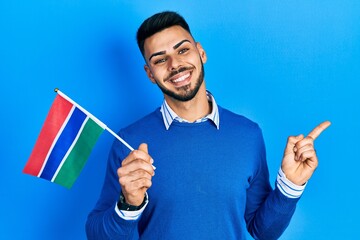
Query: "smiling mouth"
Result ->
[[171, 72, 191, 83]]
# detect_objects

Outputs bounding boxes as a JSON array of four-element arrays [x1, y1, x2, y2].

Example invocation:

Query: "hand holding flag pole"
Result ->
[[23, 88, 148, 188]]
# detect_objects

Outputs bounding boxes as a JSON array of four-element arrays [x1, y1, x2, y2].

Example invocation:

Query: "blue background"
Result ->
[[1, 1, 359, 239]]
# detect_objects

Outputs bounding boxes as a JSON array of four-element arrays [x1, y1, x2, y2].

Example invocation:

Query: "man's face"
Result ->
[[143, 25, 207, 102]]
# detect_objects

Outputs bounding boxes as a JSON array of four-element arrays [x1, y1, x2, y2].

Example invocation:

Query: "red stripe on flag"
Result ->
[[23, 95, 73, 176]]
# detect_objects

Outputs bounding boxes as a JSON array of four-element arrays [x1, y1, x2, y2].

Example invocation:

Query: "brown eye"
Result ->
[[178, 48, 189, 54], [154, 58, 166, 65]]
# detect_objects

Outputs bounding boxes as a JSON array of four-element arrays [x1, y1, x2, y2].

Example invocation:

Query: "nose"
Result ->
[[167, 56, 182, 71]]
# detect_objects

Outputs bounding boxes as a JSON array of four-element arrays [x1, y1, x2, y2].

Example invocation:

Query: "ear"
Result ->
[[144, 64, 156, 84], [196, 42, 207, 64]]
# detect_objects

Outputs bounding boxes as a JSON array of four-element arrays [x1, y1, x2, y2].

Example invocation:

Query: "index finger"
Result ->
[[308, 120, 331, 140]]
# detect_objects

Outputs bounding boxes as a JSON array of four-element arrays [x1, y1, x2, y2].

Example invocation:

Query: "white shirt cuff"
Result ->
[[276, 168, 307, 198], [115, 192, 149, 220]]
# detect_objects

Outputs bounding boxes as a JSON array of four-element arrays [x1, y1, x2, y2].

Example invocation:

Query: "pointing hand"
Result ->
[[281, 121, 331, 185]]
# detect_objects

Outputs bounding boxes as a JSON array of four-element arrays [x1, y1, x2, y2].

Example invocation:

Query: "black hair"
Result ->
[[136, 11, 192, 57]]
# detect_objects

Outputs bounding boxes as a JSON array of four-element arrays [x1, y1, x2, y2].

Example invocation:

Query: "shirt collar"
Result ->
[[160, 91, 220, 130]]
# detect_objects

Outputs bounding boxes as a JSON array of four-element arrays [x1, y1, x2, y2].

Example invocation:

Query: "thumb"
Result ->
[[288, 134, 304, 146], [284, 134, 304, 154], [138, 143, 154, 165], [138, 143, 148, 153]]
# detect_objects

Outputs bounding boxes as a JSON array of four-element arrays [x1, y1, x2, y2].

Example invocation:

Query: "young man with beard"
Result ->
[[86, 11, 330, 239]]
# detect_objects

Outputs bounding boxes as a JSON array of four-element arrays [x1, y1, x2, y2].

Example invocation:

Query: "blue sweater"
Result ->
[[86, 106, 299, 239]]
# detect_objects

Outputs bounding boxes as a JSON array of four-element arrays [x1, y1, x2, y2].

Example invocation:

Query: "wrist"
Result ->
[[117, 192, 147, 211], [276, 168, 306, 198]]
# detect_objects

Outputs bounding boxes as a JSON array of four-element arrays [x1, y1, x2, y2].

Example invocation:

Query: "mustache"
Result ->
[[164, 67, 193, 81]]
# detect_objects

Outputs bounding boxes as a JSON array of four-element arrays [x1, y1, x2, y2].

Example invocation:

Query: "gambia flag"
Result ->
[[23, 90, 105, 188]]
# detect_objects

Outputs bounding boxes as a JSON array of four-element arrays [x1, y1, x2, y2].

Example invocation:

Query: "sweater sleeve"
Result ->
[[85, 137, 141, 239], [245, 128, 299, 240]]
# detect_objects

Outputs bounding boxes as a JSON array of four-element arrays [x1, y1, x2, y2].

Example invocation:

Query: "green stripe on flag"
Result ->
[[54, 118, 104, 188]]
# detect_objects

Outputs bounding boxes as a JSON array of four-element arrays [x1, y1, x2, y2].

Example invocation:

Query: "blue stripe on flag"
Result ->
[[40, 107, 87, 180]]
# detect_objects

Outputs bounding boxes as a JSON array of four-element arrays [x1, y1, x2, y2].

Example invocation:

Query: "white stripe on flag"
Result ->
[[51, 116, 89, 182]]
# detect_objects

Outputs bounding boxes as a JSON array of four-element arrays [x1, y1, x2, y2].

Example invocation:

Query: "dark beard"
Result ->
[[156, 62, 205, 102]]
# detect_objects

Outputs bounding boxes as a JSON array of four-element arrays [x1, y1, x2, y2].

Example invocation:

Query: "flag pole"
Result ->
[[105, 128, 134, 151], [54, 88, 134, 152]]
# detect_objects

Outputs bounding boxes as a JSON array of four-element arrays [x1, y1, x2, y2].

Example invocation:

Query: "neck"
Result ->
[[165, 83, 211, 122]]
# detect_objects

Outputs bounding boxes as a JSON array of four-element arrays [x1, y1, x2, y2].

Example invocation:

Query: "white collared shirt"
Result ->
[[160, 90, 220, 130]]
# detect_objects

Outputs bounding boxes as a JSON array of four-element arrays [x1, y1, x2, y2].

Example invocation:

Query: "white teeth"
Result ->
[[172, 73, 190, 83]]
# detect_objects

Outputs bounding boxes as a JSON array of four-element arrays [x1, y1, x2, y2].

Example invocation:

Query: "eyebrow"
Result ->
[[148, 39, 191, 62]]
